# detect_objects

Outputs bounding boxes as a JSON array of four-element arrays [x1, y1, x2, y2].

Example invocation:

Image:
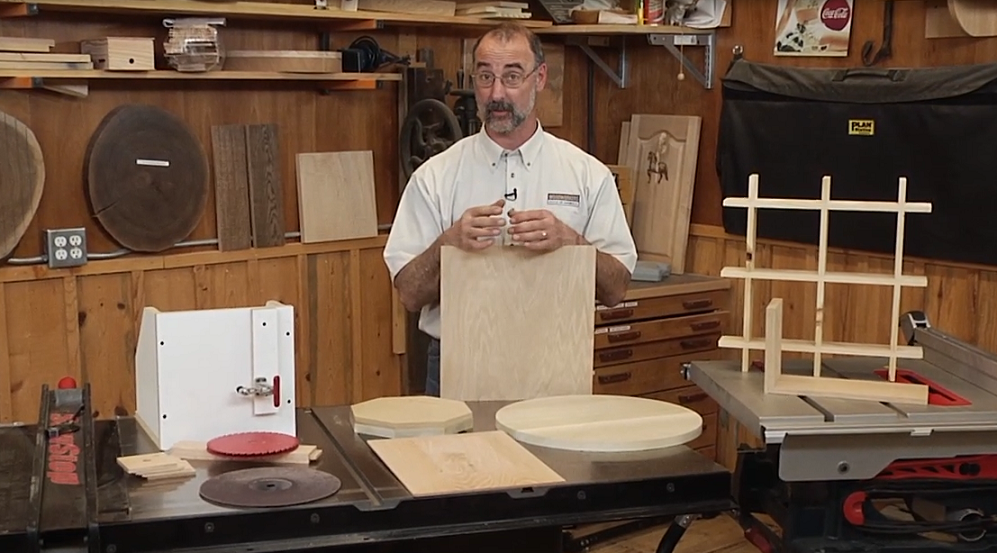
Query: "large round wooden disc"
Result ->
[[0, 111, 44, 260], [85, 104, 208, 252], [495, 395, 703, 452]]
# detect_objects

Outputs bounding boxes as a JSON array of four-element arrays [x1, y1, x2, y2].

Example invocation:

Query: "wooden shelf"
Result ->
[[0, 69, 402, 80], [0, 70, 401, 92], [535, 24, 712, 35], [0, 0, 552, 28]]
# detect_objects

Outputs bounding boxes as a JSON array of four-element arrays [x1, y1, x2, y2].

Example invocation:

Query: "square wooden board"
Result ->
[[367, 430, 566, 496], [440, 245, 596, 401]]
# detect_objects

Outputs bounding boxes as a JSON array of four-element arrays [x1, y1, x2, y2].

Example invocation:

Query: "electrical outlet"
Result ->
[[46, 228, 88, 269]]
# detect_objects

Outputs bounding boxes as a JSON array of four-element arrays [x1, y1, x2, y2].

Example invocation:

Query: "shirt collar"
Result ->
[[477, 120, 546, 171]]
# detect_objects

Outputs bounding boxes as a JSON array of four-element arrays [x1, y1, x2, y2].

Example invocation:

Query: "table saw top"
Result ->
[[0, 400, 733, 553], [688, 356, 997, 444]]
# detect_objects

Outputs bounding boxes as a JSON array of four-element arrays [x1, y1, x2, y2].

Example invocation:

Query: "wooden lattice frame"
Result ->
[[718, 174, 932, 405]]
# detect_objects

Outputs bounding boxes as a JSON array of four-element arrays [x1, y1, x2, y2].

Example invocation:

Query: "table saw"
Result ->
[[686, 310, 997, 552], [0, 385, 733, 553]]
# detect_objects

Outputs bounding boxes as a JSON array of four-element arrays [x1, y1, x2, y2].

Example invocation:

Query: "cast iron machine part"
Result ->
[[399, 98, 463, 180], [399, 68, 480, 180]]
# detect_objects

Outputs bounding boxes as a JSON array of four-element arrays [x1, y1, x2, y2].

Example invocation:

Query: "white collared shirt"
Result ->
[[383, 122, 637, 339]]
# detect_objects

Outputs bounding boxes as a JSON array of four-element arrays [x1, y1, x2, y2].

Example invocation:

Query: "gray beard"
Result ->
[[485, 86, 537, 134]]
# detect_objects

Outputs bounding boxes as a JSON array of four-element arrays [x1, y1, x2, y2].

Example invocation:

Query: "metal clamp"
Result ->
[[236, 377, 273, 398]]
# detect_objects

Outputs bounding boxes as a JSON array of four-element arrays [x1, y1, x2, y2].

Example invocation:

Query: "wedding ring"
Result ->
[[541, 231, 548, 239]]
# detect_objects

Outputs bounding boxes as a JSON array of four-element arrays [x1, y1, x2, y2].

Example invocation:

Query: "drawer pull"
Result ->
[[680, 338, 712, 350], [608, 331, 641, 343], [597, 372, 632, 384], [598, 349, 633, 363], [690, 320, 721, 332], [678, 392, 707, 404], [682, 298, 713, 310], [599, 308, 634, 321]]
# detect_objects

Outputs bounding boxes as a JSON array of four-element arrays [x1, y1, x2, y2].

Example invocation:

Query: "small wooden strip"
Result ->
[[224, 50, 343, 73], [168, 440, 320, 465], [0, 37, 54, 52]]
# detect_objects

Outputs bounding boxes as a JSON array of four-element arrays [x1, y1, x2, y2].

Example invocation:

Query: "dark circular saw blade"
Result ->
[[199, 466, 342, 508], [206, 431, 300, 457]]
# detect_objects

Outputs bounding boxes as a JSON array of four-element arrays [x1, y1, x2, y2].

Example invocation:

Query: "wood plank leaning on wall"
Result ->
[[0, 235, 401, 424]]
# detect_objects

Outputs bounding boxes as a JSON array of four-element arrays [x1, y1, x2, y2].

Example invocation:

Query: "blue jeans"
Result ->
[[426, 338, 440, 397]]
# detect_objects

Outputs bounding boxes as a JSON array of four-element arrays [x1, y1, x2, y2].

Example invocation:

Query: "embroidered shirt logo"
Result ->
[[547, 192, 580, 207]]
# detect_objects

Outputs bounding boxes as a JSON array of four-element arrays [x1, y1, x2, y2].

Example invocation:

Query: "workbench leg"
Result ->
[[655, 514, 700, 553]]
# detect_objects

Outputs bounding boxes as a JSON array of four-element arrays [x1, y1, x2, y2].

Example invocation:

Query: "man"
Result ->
[[383, 22, 637, 396]]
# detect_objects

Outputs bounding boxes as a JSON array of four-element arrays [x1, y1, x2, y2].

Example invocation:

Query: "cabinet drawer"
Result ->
[[594, 333, 720, 368], [593, 350, 723, 396], [643, 384, 719, 416], [595, 310, 728, 350], [596, 289, 728, 325]]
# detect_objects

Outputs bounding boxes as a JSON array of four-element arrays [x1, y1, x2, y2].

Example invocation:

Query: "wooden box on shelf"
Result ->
[[592, 274, 730, 461], [81, 37, 155, 71]]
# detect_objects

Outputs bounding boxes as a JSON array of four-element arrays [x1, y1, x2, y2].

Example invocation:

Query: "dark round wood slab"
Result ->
[[0, 111, 44, 260], [85, 104, 208, 252]]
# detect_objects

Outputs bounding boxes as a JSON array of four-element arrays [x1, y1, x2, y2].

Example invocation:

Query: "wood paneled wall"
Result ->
[[3, 1, 997, 424], [685, 224, 997, 356], [0, 236, 400, 423]]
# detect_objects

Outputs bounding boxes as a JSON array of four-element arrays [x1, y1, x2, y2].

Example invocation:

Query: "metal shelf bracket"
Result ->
[[565, 36, 629, 89], [647, 31, 716, 89]]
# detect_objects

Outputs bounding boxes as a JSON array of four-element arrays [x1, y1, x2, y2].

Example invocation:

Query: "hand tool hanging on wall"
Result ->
[[862, 0, 894, 67]]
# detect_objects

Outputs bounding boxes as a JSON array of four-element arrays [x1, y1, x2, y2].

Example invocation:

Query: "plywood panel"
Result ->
[[440, 245, 596, 401], [367, 430, 565, 496], [295, 151, 378, 244]]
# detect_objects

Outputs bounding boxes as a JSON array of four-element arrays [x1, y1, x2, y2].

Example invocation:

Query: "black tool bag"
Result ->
[[716, 58, 997, 267]]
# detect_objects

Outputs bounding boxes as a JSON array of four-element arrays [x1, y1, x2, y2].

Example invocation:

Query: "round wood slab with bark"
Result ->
[[0, 111, 44, 260], [85, 104, 208, 252]]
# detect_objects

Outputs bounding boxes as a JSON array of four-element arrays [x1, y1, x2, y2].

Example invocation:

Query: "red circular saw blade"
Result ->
[[206, 431, 300, 457]]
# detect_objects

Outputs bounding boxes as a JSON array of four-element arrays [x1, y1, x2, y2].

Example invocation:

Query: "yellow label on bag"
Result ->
[[848, 119, 874, 135]]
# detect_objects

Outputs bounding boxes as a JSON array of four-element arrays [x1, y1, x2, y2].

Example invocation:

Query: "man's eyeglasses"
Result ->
[[472, 66, 539, 89]]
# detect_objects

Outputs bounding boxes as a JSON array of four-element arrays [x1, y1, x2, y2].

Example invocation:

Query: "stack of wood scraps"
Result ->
[[455, 1, 531, 19], [117, 452, 196, 481], [0, 36, 90, 97], [168, 440, 323, 464]]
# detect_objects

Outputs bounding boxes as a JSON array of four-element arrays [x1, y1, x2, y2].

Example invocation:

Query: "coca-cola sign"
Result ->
[[820, 0, 851, 31]]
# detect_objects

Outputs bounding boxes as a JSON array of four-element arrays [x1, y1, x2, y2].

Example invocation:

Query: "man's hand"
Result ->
[[508, 208, 580, 251], [442, 199, 507, 251]]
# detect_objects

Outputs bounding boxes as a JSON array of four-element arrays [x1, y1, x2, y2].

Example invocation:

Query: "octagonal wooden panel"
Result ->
[[351, 396, 473, 438]]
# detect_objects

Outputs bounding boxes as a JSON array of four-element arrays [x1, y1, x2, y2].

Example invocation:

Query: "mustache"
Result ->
[[485, 101, 515, 113]]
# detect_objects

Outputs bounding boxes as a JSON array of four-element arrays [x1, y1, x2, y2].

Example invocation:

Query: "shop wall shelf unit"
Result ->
[[0, 0, 554, 29], [534, 24, 717, 90], [0, 69, 402, 93]]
